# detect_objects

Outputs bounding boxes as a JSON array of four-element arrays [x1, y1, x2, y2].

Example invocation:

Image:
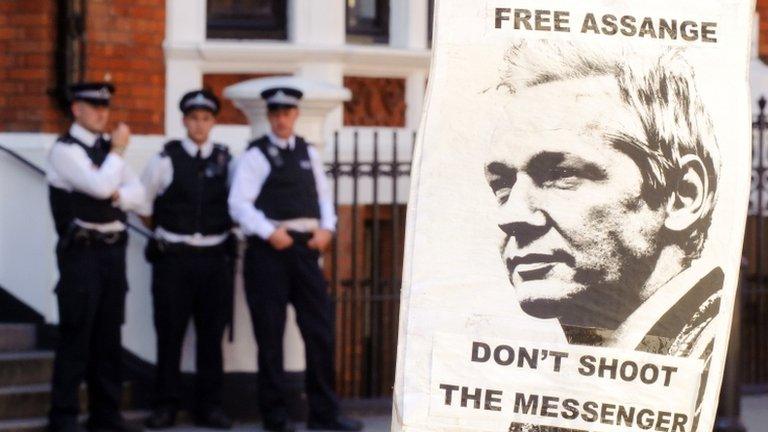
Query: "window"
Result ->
[[207, 0, 287, 40], [346, 0, 389, 44]]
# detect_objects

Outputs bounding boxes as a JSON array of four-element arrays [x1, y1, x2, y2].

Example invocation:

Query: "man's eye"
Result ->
[[493, 188, 511, 204], [488, 175, 515, 204], [542, 167, 581, 187]]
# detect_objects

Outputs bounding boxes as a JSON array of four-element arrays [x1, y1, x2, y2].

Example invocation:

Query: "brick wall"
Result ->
[[0, 0, 166, 134], [760, 0, 768, 61], [0, 2, 66, 132], [343, 77, 406, 127], [86, 0, 165, 134]]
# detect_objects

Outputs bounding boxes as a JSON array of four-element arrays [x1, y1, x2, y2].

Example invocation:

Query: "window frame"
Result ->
[[206, 0, 288, 40], [346, 0, 390, 44]]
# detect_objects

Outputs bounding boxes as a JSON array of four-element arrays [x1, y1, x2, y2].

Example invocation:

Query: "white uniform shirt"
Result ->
[[140, 137, 232, 246], [228, 132, 336, 240], [47, 123, 145, 232]]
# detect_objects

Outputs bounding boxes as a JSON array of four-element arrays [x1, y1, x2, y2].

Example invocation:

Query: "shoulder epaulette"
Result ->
[[247, 135, 271, 151], [160, 139, 183, 157]]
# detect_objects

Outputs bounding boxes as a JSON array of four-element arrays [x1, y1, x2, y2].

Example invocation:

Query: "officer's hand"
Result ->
[[268, 228, 294, 250], [110, 123, 131, 156], [308, 229, 332, 252]]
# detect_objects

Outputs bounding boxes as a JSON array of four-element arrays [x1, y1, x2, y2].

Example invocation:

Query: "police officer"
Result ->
[[229, 87, 363, 432], [139, 90, 234, 430], [47, 82, 146, 432]]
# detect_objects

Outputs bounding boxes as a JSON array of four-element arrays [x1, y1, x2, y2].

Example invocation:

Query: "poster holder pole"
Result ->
[[714, 259, 748, 432]]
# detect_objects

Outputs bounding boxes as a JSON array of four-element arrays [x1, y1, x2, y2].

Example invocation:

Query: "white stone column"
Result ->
[[390, 0, 429, 49], [289, 0, 345, 46], [164, 0, 206, 137], [296, 63, 345, 140], [164, 60, 203, 138], [166, 0, 206, 45], [405, 70, 427, 130]]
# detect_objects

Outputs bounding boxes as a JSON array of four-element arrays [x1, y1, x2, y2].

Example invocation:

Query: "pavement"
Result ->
[[150, 416, 392, 432], [163, 396, 768, 431], [742, 395, 768, 431]]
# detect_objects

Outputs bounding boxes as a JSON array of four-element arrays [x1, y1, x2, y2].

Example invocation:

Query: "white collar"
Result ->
[[607, 259, 713, 350], [181, 136, 214, 158], [267, 131, 296, 150], [70, 123, 101, 147]]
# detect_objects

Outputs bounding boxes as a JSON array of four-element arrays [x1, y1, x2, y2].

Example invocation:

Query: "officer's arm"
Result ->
[[228, 149, 275, 240], [113, 164, 146, 213], [49, 143, 125, 199], [137, 154, 172, 227]]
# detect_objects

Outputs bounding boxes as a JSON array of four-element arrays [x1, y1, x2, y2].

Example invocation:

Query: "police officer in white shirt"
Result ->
[[46, 82, 145, 432], [229, 87, 363, 432], [139, 90, 234, 430]]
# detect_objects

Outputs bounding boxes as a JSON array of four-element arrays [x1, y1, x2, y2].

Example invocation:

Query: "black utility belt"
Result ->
[[248, 230, 313, 247], [71, 227, 127, 246], [158, 242, 225, 254]]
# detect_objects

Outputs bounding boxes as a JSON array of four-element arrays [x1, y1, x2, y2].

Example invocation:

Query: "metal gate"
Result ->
[[325, 129, 413, 398], [744, 97, 768, 393]]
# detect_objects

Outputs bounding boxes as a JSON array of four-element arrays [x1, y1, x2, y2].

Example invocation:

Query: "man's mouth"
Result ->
[[506, 251, 574, 285]]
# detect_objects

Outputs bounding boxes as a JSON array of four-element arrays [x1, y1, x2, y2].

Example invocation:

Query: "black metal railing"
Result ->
[[325, 129, 413, 398], [743, 97, 768, 393]]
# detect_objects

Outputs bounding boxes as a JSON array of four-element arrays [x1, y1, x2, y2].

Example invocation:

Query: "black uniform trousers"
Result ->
[[150, 244, 231, 413], [49, 233, 128, 429], [243, 235, 339, 424]]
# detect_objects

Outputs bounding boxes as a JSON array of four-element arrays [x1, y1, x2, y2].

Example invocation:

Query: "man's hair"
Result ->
[[497, 40, 720, 260]]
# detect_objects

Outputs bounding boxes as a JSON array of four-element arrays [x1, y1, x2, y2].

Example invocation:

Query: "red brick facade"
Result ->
[[0, 2, 65, 132], [84, 0, 165, 134], [0, 0, 165, 134], [8, 2, 766, 134], [760, 0, 768, 61], [343, 76, 406, 127]]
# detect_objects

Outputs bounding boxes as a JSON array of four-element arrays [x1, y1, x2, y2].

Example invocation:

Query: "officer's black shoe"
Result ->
[[263, 419, 296, 432], [86, 417, 144, 432], [47, 420, 87, 432], [194, 407, 233, 429], [143, 407, 176, 429], [307, 416, 364, 431]]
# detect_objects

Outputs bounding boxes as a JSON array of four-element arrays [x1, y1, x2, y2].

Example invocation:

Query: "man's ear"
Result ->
[[664, 154, 708, 232]]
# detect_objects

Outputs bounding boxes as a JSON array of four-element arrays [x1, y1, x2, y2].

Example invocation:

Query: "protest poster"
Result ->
[[392, 1, 755, 431]]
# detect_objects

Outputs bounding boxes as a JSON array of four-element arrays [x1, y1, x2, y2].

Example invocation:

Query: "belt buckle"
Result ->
[[74, 228, 90, 243]]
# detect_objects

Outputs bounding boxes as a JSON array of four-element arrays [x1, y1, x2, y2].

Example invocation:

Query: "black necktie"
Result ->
[[93, 136, 108, 161], [196, 149, 205, 175]]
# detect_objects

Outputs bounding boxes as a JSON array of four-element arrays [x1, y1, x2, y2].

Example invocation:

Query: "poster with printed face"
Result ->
[[392, 1, 755, 432]]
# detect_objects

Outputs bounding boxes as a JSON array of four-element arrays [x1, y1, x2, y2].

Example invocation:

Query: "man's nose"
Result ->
[[497, 175, 548, 242]]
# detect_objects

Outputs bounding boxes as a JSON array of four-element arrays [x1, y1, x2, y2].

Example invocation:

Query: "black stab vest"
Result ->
[[153, 140, 232, 235], [48, 133, 126, 235], [249, 135, 320, 221]]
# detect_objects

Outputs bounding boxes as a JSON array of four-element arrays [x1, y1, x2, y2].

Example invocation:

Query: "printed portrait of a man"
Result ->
[[483, 40, 724, 432], [484, 40, 723, 360]]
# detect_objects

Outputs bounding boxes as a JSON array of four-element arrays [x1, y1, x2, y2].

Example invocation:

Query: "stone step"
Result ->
[[0, 325, 36, 353], [0, 410, 148, 432], [0, 351, 53, 387], [0, 383, 134, 421], [0, 384, 50, 421]]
